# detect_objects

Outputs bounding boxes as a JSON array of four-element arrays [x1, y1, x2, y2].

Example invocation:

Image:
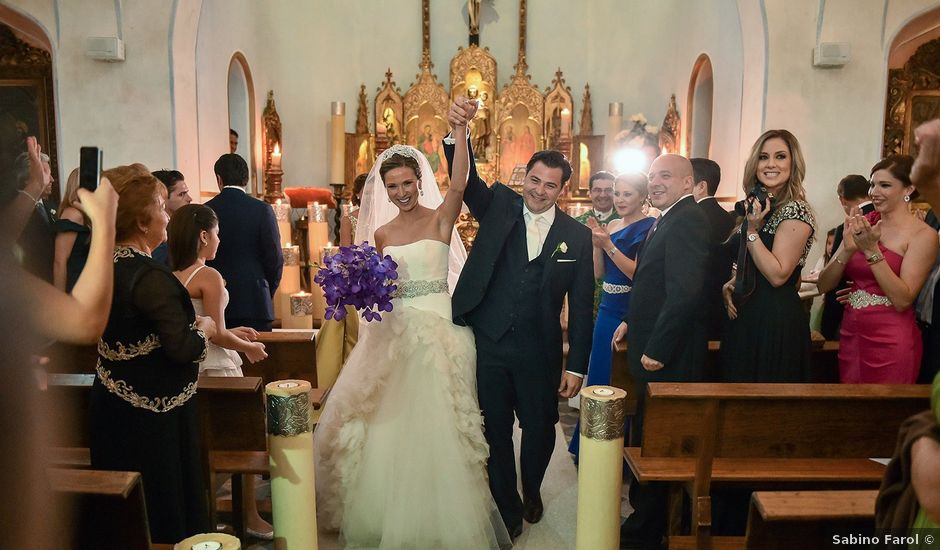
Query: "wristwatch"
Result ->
[[747, 233, 759, 243], [606, 247, 617, 258]]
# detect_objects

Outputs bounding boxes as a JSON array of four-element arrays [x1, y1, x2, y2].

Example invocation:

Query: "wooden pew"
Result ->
[[45, 373, 328, 544], [50, 467, 171, 549], [247, 330, 318, 386], [623, 382, 929, 549], [611, 339, 841, 388], [743, 490, 876, 549], [45, 330, 319, 387]]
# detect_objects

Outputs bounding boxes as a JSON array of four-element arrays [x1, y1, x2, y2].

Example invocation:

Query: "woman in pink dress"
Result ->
[[818, 155, 938, 383]]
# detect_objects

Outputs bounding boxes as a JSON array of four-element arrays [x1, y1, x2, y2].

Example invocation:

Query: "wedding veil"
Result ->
[[355, 144, 467, 293]]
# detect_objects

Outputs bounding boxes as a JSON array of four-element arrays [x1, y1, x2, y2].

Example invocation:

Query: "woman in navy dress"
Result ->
[[569, 172, 655, 461]]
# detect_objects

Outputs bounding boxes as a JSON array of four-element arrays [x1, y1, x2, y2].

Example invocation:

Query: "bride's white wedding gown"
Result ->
[[313, 239, 510, 549]]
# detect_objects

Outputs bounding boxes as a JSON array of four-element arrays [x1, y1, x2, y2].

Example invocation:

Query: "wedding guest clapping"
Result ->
[[720, 130, 817, 383], [818, 155, 937, 383], [568, 172, 653, 462], [89, 169, 216, 544]]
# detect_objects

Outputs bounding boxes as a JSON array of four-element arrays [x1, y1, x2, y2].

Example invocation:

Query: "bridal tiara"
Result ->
[[379, 144, 422, 163]]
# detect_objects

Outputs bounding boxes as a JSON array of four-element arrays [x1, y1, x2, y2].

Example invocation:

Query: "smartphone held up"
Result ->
[[79, 147, 102, 192]]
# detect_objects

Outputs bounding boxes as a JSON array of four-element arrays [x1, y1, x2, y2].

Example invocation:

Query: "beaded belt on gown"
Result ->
[[846, 289, 892, 309], [391, 278, 448, 299], [602, 281, 632, 294]]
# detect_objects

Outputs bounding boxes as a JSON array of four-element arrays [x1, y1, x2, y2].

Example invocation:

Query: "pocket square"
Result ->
[[556, 258, 576, 263]]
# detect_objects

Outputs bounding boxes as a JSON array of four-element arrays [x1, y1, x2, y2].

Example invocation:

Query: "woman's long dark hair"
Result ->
[[167, 204, 218, 271]]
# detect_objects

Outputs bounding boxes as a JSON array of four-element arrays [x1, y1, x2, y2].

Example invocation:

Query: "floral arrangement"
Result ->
[[314, 242, 399, 322]]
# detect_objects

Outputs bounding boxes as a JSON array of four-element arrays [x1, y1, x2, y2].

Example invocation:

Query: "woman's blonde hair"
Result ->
[[741, 129, 807, 206], [615, 172, 649, 198], [56, 168, 84, 223]]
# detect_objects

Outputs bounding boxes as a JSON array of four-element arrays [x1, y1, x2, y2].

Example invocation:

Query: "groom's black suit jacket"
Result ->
[[627, 196, 709, 383], [444, 139, 594, 381]]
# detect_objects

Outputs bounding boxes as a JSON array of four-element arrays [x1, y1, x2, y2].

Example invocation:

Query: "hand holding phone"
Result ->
[[79, 147, 102, 192]]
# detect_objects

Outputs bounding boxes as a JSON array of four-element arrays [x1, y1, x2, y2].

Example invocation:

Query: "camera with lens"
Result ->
[[734, 183, 774, 217]]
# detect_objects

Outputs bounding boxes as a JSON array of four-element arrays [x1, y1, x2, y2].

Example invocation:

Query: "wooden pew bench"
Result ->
[[624, 382, 929, 549], [50, 467, 173, 549], [44, 373, 328, 544]]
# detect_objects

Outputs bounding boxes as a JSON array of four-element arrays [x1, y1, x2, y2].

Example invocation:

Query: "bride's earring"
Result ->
[[905, 194, 912, 203], [419, 186, 424, 196]]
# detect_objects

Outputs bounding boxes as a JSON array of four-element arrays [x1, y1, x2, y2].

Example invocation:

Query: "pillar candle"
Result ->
[[319, 244, 340, 265], [330, 101, 345, 185], [266, 380, 318, 550], [283, 291, 314, 330], [274, 245, 301, 321], [272, 199, 292, 247], [173, 533, 241, 550], [561, 108, 572, 138], [576, 385, 627, 550], [606, 102, 623, 169], [307, 202, 329, 265]]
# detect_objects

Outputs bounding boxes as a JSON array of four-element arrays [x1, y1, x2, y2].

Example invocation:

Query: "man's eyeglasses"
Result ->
[[590, 188, 613, 195]]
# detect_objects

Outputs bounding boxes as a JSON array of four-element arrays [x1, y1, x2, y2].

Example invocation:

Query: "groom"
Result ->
[[444, 98, 594, 538]]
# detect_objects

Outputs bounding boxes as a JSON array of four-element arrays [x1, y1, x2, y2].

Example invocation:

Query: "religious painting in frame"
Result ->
[[0, 24, 57, 195], [374, 69, 403, 156], [449, 45, 498, 164], [570, 135, 604, 197], [403, 53, 450, 188], [494, 63, 544, 186]]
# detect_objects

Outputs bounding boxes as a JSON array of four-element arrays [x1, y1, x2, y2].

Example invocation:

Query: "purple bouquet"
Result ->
[[314, 242, 399, 322]]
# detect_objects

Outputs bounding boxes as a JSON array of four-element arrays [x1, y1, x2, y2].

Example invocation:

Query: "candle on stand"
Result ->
[[272, 142, 282, 170], [330, 101, 346, 185], [274, 244, 301, 322], [272, 199, 292, 246], [307, 201, 329, 265], [606, 102, 623, 170], [319, 242, 340, 265], [283, 291, 314, 329], [561, 108, 572, 138]]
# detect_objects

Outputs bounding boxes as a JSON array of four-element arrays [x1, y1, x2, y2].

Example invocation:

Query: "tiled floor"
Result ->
[[224, 399, 630, 549]]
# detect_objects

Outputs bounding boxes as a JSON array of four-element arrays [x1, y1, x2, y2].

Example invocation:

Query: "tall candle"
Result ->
[[319, 243, 340, 265], [266, 380, 318, 549], [607, 102, 623, 170], [307, 202, 329, 264], [272, 199, 291, 247], [330, 101, 346, 185], [274, 245, 301, 321], [575, 386, 627, 550], [272, 142, 282, 170], [561, 108, 572, 138]]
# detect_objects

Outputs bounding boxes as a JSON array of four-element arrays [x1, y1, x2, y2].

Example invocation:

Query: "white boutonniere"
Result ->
[[552, 242, 568, 257]]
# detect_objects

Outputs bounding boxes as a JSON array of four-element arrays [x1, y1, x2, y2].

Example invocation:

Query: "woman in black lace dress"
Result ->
[[89, 167, 217, 544], [720, 130, 817, 383]]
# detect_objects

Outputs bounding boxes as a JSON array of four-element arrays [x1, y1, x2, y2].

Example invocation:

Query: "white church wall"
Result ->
[[761, 0, 940, 269], [3, 0, 177, 180]]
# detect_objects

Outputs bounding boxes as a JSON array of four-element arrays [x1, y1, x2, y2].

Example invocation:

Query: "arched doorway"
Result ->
[[686, 54, 714, 159], [883, 7, 940, 158], [227, 53, 256, 192], [0, 8, 57, 197]]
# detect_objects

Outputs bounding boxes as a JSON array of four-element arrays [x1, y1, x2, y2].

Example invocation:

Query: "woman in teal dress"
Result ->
[[569, 172, 655, 461]]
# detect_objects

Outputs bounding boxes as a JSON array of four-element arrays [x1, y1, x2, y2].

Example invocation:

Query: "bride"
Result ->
[[313, 102, 511, 549]]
